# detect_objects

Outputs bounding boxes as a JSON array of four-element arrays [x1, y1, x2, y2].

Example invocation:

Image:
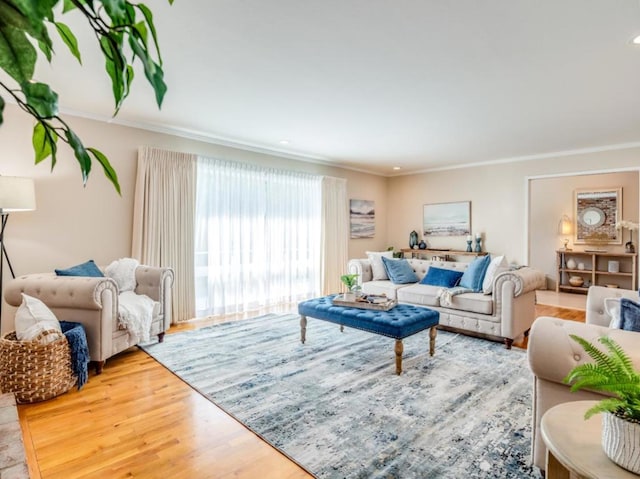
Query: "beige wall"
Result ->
[[530, 171, 639, 289], [3, 100, 640, 332], [387, 148, 640, 268], [0, 105, 386, 331]]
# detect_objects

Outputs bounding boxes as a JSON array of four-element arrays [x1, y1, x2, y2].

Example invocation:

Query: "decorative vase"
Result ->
[[409, 230, 419, 249], [466, 239, 472, 252], [474, 237, 482, 253], [343, 292, 356, 302], [626, 230, 636, 254], [602, 412, 640, 474], [569, 276, 584, 287], [418, 240, 427, 250], [566, 258, 577, 270]]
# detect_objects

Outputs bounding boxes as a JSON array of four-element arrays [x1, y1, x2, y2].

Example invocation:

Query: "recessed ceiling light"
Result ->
[[393, 166, 401, 171], [279, 140, 290, 145], [632, 35, 640, 44]]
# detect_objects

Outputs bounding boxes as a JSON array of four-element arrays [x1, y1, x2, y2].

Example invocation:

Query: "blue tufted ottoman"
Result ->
[[298, 295, 439, 375]]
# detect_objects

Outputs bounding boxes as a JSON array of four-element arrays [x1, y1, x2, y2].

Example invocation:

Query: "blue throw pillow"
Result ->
[[619, 298, 640, 332], [458, 255, 491, 292], [381, 257, 418, 284], [420, 266, 463, 288], [55, 260, 104, 277]]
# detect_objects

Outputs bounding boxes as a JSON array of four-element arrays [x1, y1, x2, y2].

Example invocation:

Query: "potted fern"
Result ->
[[340, 274, 360, 302], [563, 334, 640, 473]]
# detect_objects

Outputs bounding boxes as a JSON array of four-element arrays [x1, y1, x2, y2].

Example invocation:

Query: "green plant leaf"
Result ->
[[65, 128, 91, 184], [87, 147, 121, 195], [32, 121, 58, 164], [37, 38, 52, 62], [55, 22, 82, 64], [100, 0, 127, 23], [136, 3, 162, 64], [133, 20, 148, 44], [62, 0, 77, 13], [566, 335, 640, 421], [0, 24, 36, 83], [128, 33, 166, 107], [584, 398, 626, 419], [100, 34, 129, 111], [22, 81, 59, 118]]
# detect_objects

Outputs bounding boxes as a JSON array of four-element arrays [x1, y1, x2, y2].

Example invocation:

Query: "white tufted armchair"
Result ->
[[527, 286, 640, 472], [4, 266, 174, 374]]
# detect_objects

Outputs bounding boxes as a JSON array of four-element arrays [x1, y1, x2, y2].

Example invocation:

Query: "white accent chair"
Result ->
[[4, 266, 174, 374], [527, 285, 640, 472]]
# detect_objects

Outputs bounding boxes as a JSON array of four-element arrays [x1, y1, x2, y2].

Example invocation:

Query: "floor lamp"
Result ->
[[0, 176, 36, 331]]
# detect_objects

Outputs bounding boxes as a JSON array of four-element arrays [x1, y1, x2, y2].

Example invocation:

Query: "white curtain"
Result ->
[[321, 176, 348, 295], [132, 146, 197, 323], [195, 158, 322, 316]]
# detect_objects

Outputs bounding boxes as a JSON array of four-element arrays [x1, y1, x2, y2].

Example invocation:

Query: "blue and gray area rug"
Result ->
[[142, 313, 543, 479]]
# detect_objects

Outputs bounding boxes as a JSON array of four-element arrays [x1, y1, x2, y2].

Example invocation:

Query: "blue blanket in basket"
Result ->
[[60, 321, 89, 390]]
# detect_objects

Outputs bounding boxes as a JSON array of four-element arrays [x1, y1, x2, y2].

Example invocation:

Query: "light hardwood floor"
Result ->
[[17, 302, 585, 478]]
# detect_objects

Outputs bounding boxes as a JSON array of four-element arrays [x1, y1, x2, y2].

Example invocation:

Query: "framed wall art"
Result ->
[[350, 199, 375, 238], [423, 201, 471, 237], [574, 187, 622, 244]]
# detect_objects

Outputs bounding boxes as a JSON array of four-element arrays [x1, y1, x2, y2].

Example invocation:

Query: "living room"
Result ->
[[1, 1, 640, 478]]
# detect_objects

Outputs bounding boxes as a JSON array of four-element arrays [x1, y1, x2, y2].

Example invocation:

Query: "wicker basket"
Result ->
[[0, 330, 76, 403]]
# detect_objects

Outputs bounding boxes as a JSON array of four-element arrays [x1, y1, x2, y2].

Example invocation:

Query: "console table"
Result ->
[[541, 400, 637, 479], [400, 249, 488, 261]]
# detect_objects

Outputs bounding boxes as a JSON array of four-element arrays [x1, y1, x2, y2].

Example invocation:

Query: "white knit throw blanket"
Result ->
[[118, 291, 157, 343], [437, 286, 475, 306]]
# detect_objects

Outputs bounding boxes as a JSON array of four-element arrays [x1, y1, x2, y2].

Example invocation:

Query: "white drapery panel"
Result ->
[[321, 176, 348, 295], [132, 146, 197, 323], [195, 158, 322, 317]]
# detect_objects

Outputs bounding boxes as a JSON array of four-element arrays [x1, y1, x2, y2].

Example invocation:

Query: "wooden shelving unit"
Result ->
[[556, 250, 637, 294], [401, 248, 488, 261]]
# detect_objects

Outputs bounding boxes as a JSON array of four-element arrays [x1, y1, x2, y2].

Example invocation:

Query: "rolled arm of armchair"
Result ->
[[4, 273, 118, 310], [347, 259, 372, 285], [493, 267, 545, 299], [134, 266, 174, 324], [528, 316, 640, 385]]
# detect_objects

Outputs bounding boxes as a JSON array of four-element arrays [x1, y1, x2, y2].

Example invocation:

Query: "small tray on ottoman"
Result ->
[[332, 294, 397, 311]]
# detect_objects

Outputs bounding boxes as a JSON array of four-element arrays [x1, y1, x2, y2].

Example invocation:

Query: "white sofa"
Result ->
[[527, 285, 640, 472], [347, 257, 545, 348]]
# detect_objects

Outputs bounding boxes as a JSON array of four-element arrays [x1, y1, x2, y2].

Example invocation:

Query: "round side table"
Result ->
[[541, 400, 638, 479]]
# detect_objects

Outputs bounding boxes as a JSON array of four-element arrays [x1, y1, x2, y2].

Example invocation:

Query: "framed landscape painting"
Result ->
[[423, 201, 471, 236], [350, 199, 375, 238]]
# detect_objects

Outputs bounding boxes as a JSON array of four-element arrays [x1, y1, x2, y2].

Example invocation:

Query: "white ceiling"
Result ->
[[32, 1, 640, 175]]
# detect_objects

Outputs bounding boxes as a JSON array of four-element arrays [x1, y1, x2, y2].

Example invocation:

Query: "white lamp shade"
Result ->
[[558, 215, 572, 235], [0, 176, 36, 212]]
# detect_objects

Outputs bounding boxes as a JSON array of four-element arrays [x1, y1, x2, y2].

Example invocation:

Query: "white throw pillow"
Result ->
[[482, 255, 509, 295], [105, 258, 140, 292], [14, 293, 62, 344], [605, 298, 621, 329], [366, 251, 394, 281]]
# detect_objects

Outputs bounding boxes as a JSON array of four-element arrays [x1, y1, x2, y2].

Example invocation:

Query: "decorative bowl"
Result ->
[[569, 276, 584, 287]]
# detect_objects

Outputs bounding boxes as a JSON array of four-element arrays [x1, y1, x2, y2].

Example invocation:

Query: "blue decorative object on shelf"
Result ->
[[466, 239, 472, 252], [474, 236, 482, 253], [409, 230, 419, 249], [418, 240, 427, 250]]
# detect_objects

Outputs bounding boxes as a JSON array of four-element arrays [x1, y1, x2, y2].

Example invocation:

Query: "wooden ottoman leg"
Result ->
[[395, 339, 403, 375], [300, 315, 307, 344], [429, 326, 437, 356]]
